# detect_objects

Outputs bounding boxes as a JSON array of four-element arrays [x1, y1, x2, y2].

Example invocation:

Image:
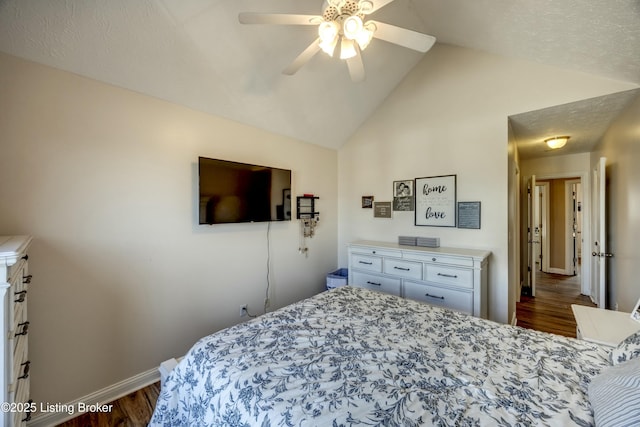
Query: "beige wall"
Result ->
[[0, 53, 338, 405], [339, 44, 636, 323], [595, 92, 640, 311]]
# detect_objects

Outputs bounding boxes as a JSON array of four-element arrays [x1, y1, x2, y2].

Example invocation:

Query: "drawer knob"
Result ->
[[14, 290, 27, 303], [19, 360, 30, 379], [23, 274, 33, 284], [425, 293, 445, 300], [366, 281, 382, 286], [15, 321, 29, 337], [432, 258, 437, 262], [372, 251, 376, 254], [437, 273, 458, 279]]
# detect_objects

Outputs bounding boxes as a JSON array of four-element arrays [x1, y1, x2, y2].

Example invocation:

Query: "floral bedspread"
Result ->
[[150, 286, 610, 426]]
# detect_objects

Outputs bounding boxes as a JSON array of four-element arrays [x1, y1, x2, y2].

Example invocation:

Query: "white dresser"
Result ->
[[0, 236, 33, 426], [348, 240, 490, 318]]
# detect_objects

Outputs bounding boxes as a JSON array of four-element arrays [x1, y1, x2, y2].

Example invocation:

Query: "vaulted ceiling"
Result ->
[[1, 0, 639, 150]]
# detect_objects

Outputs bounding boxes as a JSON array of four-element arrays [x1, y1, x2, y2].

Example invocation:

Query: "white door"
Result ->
[[592, 157, 610, 307], [527, 175, 539, 296]]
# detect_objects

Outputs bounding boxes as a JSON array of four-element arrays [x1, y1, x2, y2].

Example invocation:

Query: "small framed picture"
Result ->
[[393, 180, 413, 197], [631, 298, 640, 322], [373, 202, 392, 218], [362, 196, 374, 208], [393, 180, 414, 212]]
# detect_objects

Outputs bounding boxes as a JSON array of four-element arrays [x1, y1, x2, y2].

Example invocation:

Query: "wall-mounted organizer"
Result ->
[[296, 195, 319, 220], [297, 195, 319, 256]]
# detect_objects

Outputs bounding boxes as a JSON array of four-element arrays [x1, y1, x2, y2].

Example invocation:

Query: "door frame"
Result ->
[[565, 179, 581, 276], [537, 181, 550, 273], [527, 171, 591, 296]]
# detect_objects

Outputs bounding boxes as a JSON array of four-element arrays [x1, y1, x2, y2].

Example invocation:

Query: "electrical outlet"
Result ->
[[240, 304, 248, 317]]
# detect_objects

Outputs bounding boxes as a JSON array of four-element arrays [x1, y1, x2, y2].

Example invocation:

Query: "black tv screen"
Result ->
[[198, 157, 292, 224]]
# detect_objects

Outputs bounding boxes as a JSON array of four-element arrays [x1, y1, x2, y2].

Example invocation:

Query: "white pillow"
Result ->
[[589, 357, 640, 427], [609, 330, 640, 365]]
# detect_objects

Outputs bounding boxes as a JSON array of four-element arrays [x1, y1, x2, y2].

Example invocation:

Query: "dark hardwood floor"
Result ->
[[57, 274, 593, 426], [516, 269, 595, 337], [55, 382, 160, 427]]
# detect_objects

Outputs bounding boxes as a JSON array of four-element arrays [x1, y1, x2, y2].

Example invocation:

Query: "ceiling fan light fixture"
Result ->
[[319, 21, 339, 42], [319, 37, 338, 56], [343, 15, 363, 39], [340, 37, 357, 59], [545, 136, 570, 149], [318, 21, 339, 56], [358, 0, 374, 14], [356, 22, 375, 49]]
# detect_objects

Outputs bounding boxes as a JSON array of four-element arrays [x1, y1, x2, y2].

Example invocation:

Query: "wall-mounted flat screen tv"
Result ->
[[198, 157, 292, 225]]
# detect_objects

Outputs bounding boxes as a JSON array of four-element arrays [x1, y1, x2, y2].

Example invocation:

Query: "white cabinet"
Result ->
[[348, 240, 490, 318], [571, 304, 640, 347], [0, 236, 33, 426]]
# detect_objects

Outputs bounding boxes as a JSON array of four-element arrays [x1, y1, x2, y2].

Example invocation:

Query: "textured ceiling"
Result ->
[[510, 88, 640, 160], [0, 0, 639, 149]]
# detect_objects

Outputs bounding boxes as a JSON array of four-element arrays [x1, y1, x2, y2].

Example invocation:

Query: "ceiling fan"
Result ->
[[238, 0, 436, 82]]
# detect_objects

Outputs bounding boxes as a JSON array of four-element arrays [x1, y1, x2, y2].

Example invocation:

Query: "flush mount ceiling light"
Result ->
[[545, 136, 570, 149], [239, 0, 436, 82]]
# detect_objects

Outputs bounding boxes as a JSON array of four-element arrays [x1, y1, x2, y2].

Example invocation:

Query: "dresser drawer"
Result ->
[[404, 281, 473, 314], [14, 375, 31, 425], [12, 335, 28, 386], [405, 252, 473, 267], [351, 272, 401, 296], [350, 247, 400, 258], [383, 259, 422, 280], [425, 265, 473, 289], [350, 254, 383, 273]]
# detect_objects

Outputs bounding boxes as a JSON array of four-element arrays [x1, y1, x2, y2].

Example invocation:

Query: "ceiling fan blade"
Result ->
[[368, 20, 436, 52], [282, 39, 322, 75], [346, 48, 365, 83], [238, 13, 321, 25]]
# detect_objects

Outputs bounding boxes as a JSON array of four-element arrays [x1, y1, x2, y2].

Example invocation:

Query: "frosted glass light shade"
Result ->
[[545, 136, 569, 149]]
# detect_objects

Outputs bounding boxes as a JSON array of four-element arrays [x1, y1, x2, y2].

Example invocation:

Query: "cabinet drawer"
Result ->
[[350, 247, 400, 258], [12, 335, 28, 385], [383, 259, 422, 280], [351, 254, 382, 273], [404, 281, 473, 314], [425, 265, 473, 289], [406, 252, 473, 267], [351, 272, 401, 296]]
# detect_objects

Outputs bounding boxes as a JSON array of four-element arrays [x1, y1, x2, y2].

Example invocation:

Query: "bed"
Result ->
[[149, 286, 640, 426]]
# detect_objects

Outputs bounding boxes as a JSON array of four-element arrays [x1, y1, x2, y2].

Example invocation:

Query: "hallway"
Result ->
[[516, 271, 595, 337]]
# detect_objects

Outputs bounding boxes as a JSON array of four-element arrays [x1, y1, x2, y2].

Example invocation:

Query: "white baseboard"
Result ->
[[547, 267, 571, 275], [28, 367, 160, 427]]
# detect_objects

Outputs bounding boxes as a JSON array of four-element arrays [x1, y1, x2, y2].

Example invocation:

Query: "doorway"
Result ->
[[535, 177, 581, 277], [523, 172, 591, 300]]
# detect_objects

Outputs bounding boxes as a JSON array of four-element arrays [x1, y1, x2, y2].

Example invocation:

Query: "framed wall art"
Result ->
[[457, 201, 481, 229], [362, 196, 374, 208], [415, 175, 456, 227], [393, 180, 414, 211], [374, 201, 392, 218]]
